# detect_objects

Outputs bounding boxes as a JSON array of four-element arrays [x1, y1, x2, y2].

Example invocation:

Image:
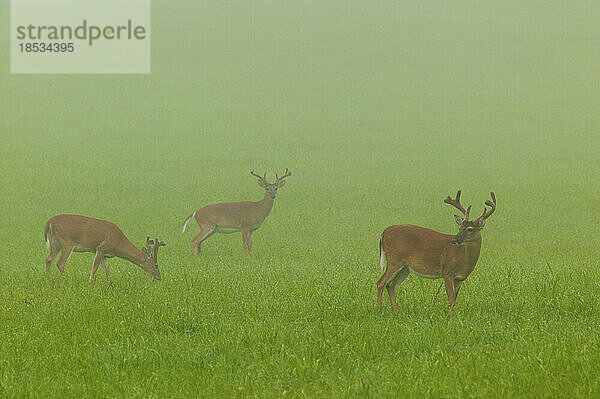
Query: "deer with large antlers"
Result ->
[[378, 191, 496, 312], [182, 169, 291, 256], [44, 214, 165, 282]]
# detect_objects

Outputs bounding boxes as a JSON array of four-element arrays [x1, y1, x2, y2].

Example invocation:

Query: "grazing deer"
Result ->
[[182, 168, 291, 256], [44, 214, 165, 282], [377, 191, 496, 312]]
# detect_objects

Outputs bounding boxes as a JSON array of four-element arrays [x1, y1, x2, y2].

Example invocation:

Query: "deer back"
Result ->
[[382, 224, 483, 279], [47, 214, 131, 252], [381, 224, 455, 276], [195, 198, 273, 229]]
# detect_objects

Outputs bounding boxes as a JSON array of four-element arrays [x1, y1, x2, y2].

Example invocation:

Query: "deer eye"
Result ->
[[467, 227, 474, 231]]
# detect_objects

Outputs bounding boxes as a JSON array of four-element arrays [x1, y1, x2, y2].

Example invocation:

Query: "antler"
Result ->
[[275, 168, 291, 184], [151, 237, 166, 261], [475, 192, 496, 221], [142, 236, 154, 259], [444, 190, 471, 220], [250, 170, 267, 183]]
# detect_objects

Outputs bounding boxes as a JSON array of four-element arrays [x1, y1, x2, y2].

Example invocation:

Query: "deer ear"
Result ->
[[477, 219, 486, 229], [257, 180, 267, 188], [454, 215, 463, 226], [277, 180, 286, 188]]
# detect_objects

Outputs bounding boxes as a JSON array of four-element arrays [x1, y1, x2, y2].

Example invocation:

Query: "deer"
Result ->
[[182, 168, 291, 256], [44, 214, 165, 283], [377, 190, 496, 312]]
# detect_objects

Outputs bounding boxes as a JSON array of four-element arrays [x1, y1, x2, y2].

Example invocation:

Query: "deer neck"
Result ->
[[114, 239, 147, 267], [458, 235, 482, 267], [258, 192, 275, 218]]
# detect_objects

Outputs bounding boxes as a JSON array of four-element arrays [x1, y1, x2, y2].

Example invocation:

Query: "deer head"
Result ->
[[141, 236, 166, 280], [444, 191, 496, 245], [250, 168, 291, 199]]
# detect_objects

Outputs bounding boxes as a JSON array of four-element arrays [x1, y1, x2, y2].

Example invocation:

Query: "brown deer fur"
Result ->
[[44, 214, 165, 282], [377, 191, 496, 312], [182, 169, 291, 256]]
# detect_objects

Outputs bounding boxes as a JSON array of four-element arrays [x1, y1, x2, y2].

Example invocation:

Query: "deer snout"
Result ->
[[147, 268, 161, 281]]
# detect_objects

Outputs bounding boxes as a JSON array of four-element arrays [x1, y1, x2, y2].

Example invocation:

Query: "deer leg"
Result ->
[[101, 258, 111, 284], [247, 230, 255, 253], [45, 245, 59, 276], [386, 267, 410, 313], [443, 276, 456, 312], [191, 224, 215, 256], [55, 243, 74, 275], [242, 229, 251, 255], [453, 279, 463, 303], [89, 251, 104, 282], [377, 262, 402, 310]]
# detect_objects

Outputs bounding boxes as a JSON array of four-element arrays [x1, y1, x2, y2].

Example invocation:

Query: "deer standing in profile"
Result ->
[[44, 214, 165, 282], [378, 191, 496, 312], [182, 169, 291, 256]]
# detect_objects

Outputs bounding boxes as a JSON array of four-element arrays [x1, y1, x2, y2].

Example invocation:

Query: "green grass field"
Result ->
[[1, 1, 599, 397]]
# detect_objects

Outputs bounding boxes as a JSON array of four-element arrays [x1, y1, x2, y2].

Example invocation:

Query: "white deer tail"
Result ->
[[379, 236, 385, 271], [182, 211, 196, 233], [44, 221, 52, 248]]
